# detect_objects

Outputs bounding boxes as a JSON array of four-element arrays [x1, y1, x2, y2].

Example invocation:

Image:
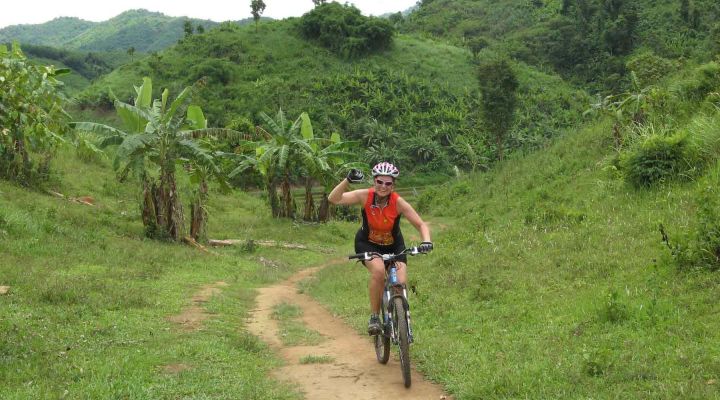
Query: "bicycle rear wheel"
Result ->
[[393, 297, 411, 387], [375, 298, 390, 363], [374, 331, 390, 364]]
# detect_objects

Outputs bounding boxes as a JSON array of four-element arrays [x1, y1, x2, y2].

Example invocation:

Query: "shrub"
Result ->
[[619, 132, 698, 187], [298, 3, 394, 58], [189, 59, 234, 85], [671, 61, 720, 101], [626, 51, 676, 87], [672, 164, 720, 270]]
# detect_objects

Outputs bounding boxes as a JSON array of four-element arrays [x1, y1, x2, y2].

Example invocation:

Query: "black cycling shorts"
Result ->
[[354, 229, 407, 264]]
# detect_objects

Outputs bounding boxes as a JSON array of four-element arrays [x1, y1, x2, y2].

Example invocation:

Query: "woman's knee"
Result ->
[[366, 262, 385, 281]]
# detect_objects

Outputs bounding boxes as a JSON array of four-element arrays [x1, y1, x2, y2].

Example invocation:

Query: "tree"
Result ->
[[230, 110, 314, 219], [294, 113, 360, 221], [183, 19, 194, 37], [251, 0, 266, 32], [0, 43, 70, 185], [73, 77, 238, 241], [312, 0, 327, 5], [680, 0, 690, 22], [477, 57, 518, 161], [299, 2, 395, 57], [196, 24, 205, 34], [127, 46, 135, 62], [183, 106, 231, 241]]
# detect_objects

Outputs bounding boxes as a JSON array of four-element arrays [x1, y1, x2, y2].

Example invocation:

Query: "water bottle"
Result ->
[[389, 267, 398, 285]]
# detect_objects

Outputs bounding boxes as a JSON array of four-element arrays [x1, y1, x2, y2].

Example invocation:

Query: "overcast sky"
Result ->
[[0, 0, 418, 28]]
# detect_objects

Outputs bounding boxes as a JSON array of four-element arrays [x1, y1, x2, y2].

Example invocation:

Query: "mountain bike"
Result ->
[[349, 247, 426, 388]]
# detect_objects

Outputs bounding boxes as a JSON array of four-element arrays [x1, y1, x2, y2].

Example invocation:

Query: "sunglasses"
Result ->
[[375, 179, 394, 187]]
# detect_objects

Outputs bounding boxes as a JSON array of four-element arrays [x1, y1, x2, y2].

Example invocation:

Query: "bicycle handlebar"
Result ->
[[348, 247, 426, 261]]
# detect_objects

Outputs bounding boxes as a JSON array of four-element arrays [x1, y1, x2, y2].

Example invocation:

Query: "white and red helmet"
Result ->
[[371, 162, 399, 178]]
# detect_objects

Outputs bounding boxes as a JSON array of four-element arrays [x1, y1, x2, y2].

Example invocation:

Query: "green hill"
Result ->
[[307, 63, 720, 398], [0, 17, 94, 47], [0, 9, 225, 53], [78, 18, 587, 175], [404, 0, 720, 91]]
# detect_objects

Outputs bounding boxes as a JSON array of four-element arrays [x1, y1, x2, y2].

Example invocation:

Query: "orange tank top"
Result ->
[[363, 188, 401, 245]]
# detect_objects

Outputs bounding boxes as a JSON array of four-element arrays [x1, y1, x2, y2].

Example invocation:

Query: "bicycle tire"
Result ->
[[393, 297, 411, 388], [375, 296, 391, 363], [374, 331, 390, 364]]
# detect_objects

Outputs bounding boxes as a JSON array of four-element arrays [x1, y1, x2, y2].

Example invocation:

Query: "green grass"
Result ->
[[306, 121, 720, 399], [271, 302, 324, 346], [0, 147, 349, 399], [299, 355, 334, 364]]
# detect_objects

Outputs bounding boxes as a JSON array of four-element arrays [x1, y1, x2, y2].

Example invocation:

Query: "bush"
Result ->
[[672, 164, 720, 270], [626, 51, 676, 87], [298, 3, 395, 58], [189, 59, 234, 85], [619, 132, 698, 187], [671, 61, 720, 101]]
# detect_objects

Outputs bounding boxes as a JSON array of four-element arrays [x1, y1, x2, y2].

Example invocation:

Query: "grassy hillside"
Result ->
[[0, 9, 222, 53], [306, 59, 720, 398], [79, 19, 587, 174], [405, 0, 720, 92], [0, 147, 354, 398], [308, 120, 720, 399]]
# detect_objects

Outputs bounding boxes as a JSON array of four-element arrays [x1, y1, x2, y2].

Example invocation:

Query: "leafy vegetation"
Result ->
[[73, 77, 239, 241], [78, 20, 585, 175], [0, 43, 70, 185], [477, 56, 518, 161], [298, 2, 395, 58], [404, 0, 720, 93]]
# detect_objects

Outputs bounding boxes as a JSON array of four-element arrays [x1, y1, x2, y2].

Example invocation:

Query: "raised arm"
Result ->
[[397, 197, 431, 242], [328, 178, 367, 206]]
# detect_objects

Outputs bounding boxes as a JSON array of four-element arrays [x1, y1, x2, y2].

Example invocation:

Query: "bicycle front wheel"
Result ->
[[393, 297, 411, 387]]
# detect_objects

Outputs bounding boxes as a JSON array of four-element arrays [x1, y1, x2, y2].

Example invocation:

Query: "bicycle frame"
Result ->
[[349, 247, 426, 388], [382, 261, 413, 344]]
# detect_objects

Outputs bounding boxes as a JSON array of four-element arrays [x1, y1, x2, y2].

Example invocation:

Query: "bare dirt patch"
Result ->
[[247, 260, 453, 400], [167, 281, 228, 331]]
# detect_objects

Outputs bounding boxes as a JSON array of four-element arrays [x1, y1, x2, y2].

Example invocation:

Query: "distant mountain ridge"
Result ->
[[0, 9, 245, 52]]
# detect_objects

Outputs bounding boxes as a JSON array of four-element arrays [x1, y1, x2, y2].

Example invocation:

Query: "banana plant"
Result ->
[[295, 113, 361, 221], [229, 109, 303, 218], [73, 77, 238, 241]]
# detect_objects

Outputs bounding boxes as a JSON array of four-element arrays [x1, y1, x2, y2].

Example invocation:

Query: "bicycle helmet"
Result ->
[[371, 162, 399, 178]]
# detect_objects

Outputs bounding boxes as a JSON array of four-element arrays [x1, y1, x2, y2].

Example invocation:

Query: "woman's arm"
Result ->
[[397, 197, 431, 242], [328, 179, 367, 206]]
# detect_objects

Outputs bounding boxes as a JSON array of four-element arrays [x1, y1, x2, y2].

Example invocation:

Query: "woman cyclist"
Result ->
[[328, 162, 433, 335]]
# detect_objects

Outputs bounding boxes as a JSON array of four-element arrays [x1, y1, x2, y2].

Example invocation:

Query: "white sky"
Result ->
[[1, 0, 418, 28]]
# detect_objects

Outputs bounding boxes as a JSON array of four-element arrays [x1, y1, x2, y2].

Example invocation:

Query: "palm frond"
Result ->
[[163, 86, 193, 126], [177, 139, 217, 171], [116, 133, 155, 159], [259, 111, 285, 137], [276, 145, 289, 171], [114, 101, 151, 133], [182, 128, 244, 141]]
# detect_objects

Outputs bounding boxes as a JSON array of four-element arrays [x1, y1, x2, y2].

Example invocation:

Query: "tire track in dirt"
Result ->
[[247, 260, 452, 400]]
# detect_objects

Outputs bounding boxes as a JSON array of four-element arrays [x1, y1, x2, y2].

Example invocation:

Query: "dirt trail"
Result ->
[[247, 261, 452, 400]]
